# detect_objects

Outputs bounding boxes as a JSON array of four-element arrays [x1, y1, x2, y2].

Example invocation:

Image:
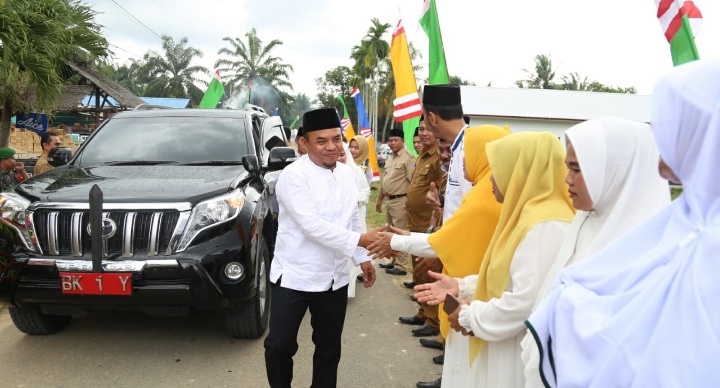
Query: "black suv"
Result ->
[[0, 106, 296, 338]]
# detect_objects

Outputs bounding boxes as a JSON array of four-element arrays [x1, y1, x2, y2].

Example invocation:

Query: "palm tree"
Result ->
[[516, 54, 557, 89], [0, 0, 108, 146], [215, 28, 293, 113], [350, 18, 392, 139], [561, 72, 590, 91], [141, 36, 207, 105]]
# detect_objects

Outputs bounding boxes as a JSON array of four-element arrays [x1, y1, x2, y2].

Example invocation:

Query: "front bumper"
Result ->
[[0, 249, 257, 316]]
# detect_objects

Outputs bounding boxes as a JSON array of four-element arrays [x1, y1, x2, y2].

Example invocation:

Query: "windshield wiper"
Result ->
[[180, 160, 242, 166], [100, 160, 181, 166]]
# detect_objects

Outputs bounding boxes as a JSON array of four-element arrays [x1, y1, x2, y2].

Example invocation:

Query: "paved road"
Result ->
[[0, 263, 442, 387]]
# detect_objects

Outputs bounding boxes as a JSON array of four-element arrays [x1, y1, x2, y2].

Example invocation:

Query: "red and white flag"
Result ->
[[654, 0, 702, 65]]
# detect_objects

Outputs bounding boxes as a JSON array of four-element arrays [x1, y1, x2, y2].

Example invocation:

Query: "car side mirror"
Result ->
[[267, 147, 297, 171], [242, 154, 260, 175], [47, 147, 72, 167]]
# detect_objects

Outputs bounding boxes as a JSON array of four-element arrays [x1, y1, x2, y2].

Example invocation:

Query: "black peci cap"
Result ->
[[422, 84, 461, 107], [302, 108, 341, 133], [389, 129, 405, 139]]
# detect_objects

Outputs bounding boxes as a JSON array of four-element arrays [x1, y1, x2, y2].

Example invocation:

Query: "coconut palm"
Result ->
[[0, 0, 108, 146], [141, 36, 207, 105], [350, 18, 392, 140], [215, 28, 293, 113], [516, 54, 557, 89]]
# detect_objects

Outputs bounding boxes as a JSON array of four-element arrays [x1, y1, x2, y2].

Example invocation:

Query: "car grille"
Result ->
[[32, 210, 180, 257]]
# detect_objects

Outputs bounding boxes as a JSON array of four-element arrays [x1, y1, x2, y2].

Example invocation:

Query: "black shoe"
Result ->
[[412, 324, 440, 337], [403, 281, 416, 289], [385, 268, 407, 275], [399, 315, 424, 325], [356, 274, 364, 283], [432, 354, 444, 365], [416, 377, 441, 388], [419, 338, 444, 350], [379, 262, 394, 269]]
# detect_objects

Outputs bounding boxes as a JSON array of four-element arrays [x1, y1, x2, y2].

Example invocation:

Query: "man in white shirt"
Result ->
[[264, 108, 382, 388], [422, 84, 473, 223], [417, 84, 474, 388]]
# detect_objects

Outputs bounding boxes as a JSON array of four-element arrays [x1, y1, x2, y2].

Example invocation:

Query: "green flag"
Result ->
[[198, 70, 224, 109], [655, 0, 701, 66], [289, 115, 299, 130], [669, 14, 700, 66], [419, 0, 449, 84]]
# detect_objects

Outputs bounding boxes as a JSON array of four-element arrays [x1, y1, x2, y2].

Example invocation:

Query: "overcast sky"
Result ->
[[85, 0, 720, 99]]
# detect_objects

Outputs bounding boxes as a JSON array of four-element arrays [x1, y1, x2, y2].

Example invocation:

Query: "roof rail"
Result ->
[[133, 103, 173, 111]]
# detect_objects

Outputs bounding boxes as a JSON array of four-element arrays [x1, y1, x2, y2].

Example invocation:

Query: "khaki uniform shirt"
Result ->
[[33, 154, 53, 175], [381, 147, 415, 197], [405, 144, 446, 231]]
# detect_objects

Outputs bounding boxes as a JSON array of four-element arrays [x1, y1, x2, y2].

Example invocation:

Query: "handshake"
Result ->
[[358, 224, 409, 260]]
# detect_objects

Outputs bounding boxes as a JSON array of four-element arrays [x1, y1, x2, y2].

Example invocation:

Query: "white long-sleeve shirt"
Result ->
[[443, 125, 473, 223], [270, 155, 369, 292]]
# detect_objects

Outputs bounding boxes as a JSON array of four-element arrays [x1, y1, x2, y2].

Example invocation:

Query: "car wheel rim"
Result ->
[[259, 258, 267, 316]]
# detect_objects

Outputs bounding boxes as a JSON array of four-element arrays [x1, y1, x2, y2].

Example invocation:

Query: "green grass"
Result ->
[[366, 181, 386, 229]]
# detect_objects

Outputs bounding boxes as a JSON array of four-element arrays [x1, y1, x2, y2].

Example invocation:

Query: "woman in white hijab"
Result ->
[[339, 142, 370, 297], [521, 117, 671, 388], [527, 59, 720, 387]]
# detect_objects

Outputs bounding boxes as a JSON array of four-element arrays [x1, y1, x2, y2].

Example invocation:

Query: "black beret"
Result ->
[[422, 84, 461, 106], [414, 127, 420, 137], [419, 114, 424, 122], [389, 129, 405, 139], [303, 108, 341, 133], [296, 126, 304, 137]]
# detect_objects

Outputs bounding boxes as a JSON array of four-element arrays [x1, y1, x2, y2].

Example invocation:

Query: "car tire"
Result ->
[[225, 238, 271, 339], [9, 306, 72, 335]]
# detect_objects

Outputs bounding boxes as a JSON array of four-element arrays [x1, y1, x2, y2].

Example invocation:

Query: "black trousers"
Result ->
[[264, 281, 349, 388]]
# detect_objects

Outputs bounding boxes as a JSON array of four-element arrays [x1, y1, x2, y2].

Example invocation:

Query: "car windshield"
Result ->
[[76, 116, 250, 167]]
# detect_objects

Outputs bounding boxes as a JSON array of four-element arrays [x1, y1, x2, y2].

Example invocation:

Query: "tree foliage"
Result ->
[[516, 54, 636, 94], [0, 0, 109, 146], [140, 36, 208, 105], [215, 28, 293, 115]]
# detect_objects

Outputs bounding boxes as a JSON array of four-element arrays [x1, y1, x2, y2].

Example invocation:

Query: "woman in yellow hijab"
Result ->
[[348, 135, 372, 185], [414, 132, 574, 388], [369, 125, 509, 386]]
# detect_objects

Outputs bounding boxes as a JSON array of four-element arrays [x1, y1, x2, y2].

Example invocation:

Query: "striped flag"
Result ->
[[336, 93, 357, 140], [389, 19, 422, 153], [351, 86, 380, 181], [655, 0, 702, 65]]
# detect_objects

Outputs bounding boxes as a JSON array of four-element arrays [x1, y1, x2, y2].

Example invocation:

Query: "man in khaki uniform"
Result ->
[[376, 128, 414, 275], [33, 132, 62, 175], [398, 118, 446, 337]]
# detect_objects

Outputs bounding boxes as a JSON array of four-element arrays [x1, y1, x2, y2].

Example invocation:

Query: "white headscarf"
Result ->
[[534, 118, 670, 306], [528, 59, 720, 387]]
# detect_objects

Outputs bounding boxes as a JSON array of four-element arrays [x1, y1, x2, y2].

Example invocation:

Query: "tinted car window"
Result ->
[[76, 116, 249, 167]]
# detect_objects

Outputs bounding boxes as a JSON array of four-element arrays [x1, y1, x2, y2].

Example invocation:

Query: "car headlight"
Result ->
[[175, 189, 245, 252], [0, 193, 35, 251]]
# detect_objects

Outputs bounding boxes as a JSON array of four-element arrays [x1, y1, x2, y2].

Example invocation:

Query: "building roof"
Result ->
[[23, 62, 145, 112], [24, 84, 94, 111], [80, 96, 191, 109], [460, 86, 651, 123], [66, 62, 145, 109]]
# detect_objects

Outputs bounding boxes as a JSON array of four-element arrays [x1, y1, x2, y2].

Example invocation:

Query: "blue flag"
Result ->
[[271, 107, 279, 116], [350, 87, 380, 181], [15, 112, 48, 136]]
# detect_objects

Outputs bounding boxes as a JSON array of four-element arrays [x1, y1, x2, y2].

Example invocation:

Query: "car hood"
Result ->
[[17, 165, 248, 204]]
